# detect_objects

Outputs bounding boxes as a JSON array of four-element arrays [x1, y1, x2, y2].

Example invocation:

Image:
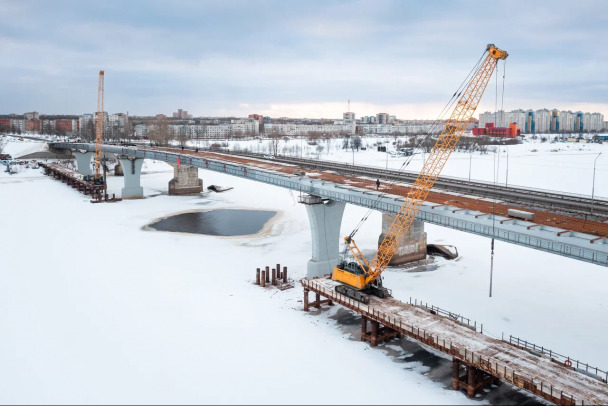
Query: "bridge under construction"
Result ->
[[42, 141, 608, 404]]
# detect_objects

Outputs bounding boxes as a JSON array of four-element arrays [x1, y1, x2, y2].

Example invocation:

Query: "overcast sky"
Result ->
[[1, 0, 607, 119]]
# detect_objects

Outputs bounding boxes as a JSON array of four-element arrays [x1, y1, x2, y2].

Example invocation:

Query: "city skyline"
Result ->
[[1, 0, 607, 119]]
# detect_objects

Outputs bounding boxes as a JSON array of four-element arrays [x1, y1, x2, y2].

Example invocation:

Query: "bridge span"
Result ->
[[303, 277, 608, 405], [50, 142, 608, 269]]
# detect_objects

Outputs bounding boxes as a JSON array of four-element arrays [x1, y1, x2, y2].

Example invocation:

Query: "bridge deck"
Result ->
[[303, 276, 608, 405], [157, 147, 608, 238]]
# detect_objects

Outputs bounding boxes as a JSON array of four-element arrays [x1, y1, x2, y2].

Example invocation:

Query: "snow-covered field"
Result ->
[[1, 135, 607, 404]]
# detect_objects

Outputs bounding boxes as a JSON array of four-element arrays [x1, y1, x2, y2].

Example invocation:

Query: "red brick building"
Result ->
[[0, 119, 10, 131], [55, 119, 77, 134], [25, 119, 41, 132], [472, 122, 520, 138]]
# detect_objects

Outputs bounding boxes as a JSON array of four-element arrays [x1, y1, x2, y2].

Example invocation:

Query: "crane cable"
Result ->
[[347, 49, 488, 241], [489, 58, 507, 298], [347, 52, 486, 240]]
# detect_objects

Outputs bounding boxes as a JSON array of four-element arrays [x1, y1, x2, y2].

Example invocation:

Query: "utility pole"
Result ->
[[468, 153, 472, 181], [592, 152, 602, 208], [386, 150, 388, 170], [505, 146, 509, 187]]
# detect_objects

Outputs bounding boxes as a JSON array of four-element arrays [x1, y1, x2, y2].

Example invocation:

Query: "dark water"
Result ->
[[147, 209, 276, 236]]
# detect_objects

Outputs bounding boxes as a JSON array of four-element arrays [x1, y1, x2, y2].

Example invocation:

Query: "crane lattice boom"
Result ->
[[333, 44, 508, 292]]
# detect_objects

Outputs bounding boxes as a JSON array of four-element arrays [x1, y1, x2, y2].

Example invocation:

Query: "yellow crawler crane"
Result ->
[[332, 44, 508, 303]]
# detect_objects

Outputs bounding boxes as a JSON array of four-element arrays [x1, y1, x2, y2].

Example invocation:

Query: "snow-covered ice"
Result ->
[[1, 135, 607, 404]]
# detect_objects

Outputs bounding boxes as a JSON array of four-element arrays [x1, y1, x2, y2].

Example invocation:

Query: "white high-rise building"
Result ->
[[560, 111, 576, 132], [589, 113, 604, 131], [534, 109, 551, 133], [507, 109, 527, 130]]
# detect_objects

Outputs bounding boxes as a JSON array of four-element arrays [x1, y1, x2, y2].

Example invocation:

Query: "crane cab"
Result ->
[[332, 261, 367, 290]]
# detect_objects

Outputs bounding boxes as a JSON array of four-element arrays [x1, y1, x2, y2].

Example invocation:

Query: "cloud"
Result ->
[[0, 0, 606, 118]]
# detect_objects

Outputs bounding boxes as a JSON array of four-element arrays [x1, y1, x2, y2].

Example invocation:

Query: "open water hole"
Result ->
[[147, 209, 276, 236]]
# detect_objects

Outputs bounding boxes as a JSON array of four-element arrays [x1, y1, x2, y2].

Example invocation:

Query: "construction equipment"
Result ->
[[90, 70, 105, 185], [332, 44, 508, 303]]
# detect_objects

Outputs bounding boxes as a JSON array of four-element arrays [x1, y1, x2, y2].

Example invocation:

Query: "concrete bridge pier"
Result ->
[[301, 195, 346, 278], [168, 164, 203, 195], [118, 156, 144, 199], [74, 150, 93, 176], [378, 213, 427, 265]]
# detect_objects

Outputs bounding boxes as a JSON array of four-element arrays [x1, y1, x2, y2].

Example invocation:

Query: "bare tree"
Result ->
[[267, 128, 283, 156], [148, 119, 171, 146], [0, 135, 8, 154], [84, 119, 95, 141], [307, 131, 322, 142], [175, 125, 188, 148], [351, 136, 362, 151], [342, 137, 350, 150]]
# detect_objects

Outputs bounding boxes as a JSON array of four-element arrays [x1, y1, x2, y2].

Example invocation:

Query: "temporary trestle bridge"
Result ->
[[302, 277, 608, 405]]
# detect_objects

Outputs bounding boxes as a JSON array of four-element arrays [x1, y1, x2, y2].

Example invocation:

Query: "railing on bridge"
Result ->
[[509, 335, 608, 383], [303, 278, 588, 406], [407, 296, 608, 385], [48, 142, 608, 268]]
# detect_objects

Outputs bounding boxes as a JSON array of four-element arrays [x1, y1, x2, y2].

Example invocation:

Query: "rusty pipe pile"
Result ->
[[254, 264, 292, 290]]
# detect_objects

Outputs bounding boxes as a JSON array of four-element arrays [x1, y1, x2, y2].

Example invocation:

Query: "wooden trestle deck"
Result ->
[[302, 277, 608, 405]]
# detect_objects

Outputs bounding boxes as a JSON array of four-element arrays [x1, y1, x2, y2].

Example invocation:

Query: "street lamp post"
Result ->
[[592, 152, 602, 203], [505, 146, 509, 187], [468, 153, 472, 182], [386, 150, 388, 170]]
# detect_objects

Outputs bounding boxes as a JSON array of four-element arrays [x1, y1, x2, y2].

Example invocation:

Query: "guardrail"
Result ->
[[405, 297, 607, 385], [302, 278, 592, 405], [509, 335, 608, 383], [229, 150, 608, 217], [86, 142, 608, 216], [50, 142, 608, 267]]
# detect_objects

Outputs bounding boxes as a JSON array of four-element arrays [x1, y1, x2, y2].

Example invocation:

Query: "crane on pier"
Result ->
[[93, 70, 104, 184], [332, 44, 508, 303]]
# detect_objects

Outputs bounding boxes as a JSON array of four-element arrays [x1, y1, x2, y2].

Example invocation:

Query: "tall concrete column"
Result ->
[[303, 196, 346, 278], [118, 157, 144, 199], [378, 213, 427, 265], [168, 164, 203, 195], [74, 150, 93, 176]]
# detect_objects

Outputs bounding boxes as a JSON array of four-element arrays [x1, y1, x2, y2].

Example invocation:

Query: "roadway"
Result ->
[[222, 150, 608, 219], [157, 146, 608, 239]]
